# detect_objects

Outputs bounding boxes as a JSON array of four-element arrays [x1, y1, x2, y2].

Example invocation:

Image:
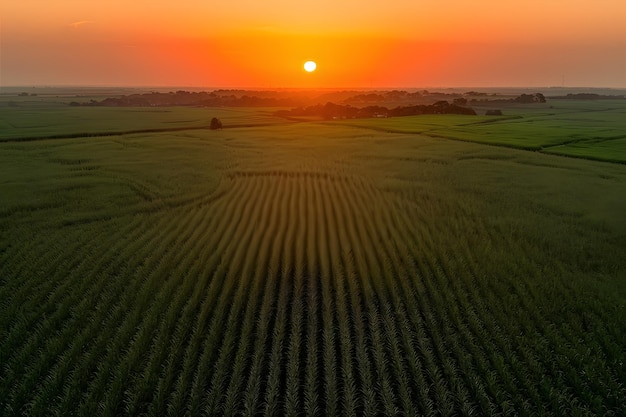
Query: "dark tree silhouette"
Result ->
[[210, 117, 223, 130], [513, 93, 547, 104], [453, 97, 468, 105]]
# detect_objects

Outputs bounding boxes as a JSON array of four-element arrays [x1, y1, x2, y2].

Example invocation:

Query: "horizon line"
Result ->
[[2, 85, 626, 91]]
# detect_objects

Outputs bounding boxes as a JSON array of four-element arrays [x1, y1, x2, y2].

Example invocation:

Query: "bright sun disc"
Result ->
[[304, 61, 317, 72]]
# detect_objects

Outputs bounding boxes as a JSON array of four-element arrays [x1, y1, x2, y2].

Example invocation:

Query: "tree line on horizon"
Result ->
[[274, 101, 477, 120], [67, 90, 550, 109]]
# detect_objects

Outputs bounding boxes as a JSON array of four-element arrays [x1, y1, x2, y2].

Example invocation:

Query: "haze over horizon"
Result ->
[[2, 1, 626, 88]]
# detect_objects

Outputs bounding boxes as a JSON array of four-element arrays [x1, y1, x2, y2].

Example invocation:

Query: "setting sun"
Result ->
[[304, 61, 317, 72]]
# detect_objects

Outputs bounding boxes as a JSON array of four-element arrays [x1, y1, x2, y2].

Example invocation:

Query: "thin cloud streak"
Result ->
[[68, 20, 94, 29]]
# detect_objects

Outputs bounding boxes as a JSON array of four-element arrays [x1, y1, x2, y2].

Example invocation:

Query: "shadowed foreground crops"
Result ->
[[1, 123, 625, 416]]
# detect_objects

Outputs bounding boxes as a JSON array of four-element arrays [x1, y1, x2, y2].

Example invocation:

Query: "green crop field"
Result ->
[[0, 103, 285, 141], [340, 100, 626, 162], [1, 103, 625, 416]]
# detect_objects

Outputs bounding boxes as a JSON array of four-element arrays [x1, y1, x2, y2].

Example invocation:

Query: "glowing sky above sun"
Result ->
[[2, 1, 626, 87]]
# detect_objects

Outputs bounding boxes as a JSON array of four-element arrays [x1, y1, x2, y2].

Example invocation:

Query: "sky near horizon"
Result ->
[[2, 1, 626, 88]]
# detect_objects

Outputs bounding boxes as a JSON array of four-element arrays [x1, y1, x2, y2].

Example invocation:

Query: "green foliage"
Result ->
[[1, 117, 625, 416]]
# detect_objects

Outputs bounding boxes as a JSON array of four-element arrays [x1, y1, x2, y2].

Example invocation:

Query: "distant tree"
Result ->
[[513, 93, 546, 104], [453, 97, 468, 105], [514, 94, 536, 104], [210, 117, 223, 130]]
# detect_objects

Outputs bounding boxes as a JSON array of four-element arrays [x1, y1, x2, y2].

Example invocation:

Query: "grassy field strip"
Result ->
[[362, 179, 422, 415], [331, 173, 380, 416], [206, 172, 276, 414], [0, 227, 87, 324], [314, 170, 356, 415], [325, 174, 361, 417], [317, 172, 344, 416], [0, 213, 158, 414], [403, 200, 537, 414], [332, 105, 626, 163], [0, 121, 294, 143], [281, 176, 305, 416], [431, 204, 568, 407], [456, 205, 622, 410], [377, 197, 438, 416], [0, 107, 289, 141], [379, 192, 452, 414], [175, 177, 259, 416], [79, 207, 206, 415], [215, 175, 278, 416], [385, 187, 465, 416], [121, 202, 228, 415], [146, 192, 251, 415], [337, 173, 400, 415], [261, 200, 295, 417], [390, 184, 576, 412], [395, 196, 477, 414], [243, 178, 299, 414], [0, 220, 130, 353], [164, 186, 256, 416], [56, 211, 199, 415], [0, 214, 143, 359], [200, 175, 273, 415], [303, 172, 322, 417], [543, 137, 626, 163], [457, 224, 545, 410], [71, 205, 201, 412]]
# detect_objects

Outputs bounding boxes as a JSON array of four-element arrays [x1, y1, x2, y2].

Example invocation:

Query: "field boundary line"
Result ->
[[329, 121, 626, 165], [0, 122, 294, 143]]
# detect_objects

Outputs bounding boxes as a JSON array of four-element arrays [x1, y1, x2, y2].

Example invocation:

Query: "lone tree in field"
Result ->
[[210, 117, 223, 130]]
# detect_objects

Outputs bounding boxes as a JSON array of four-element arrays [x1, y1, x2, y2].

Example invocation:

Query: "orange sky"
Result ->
[[2, 1, 625, 87]]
